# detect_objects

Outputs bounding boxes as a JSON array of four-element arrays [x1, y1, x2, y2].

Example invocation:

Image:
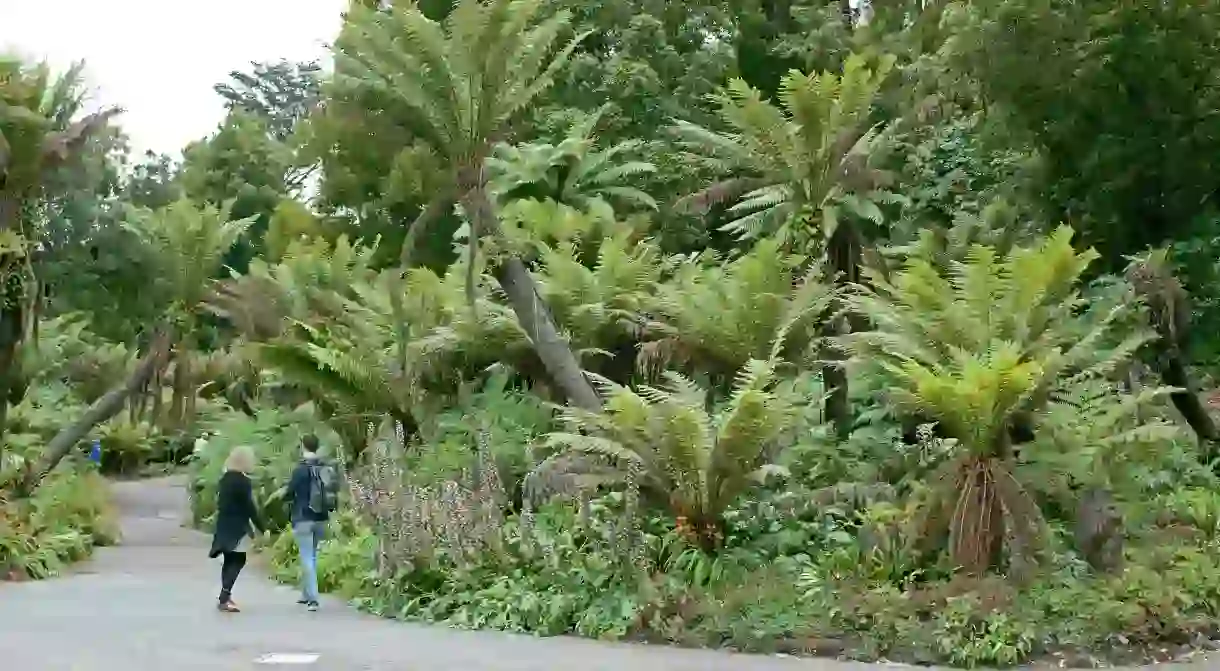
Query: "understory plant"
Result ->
[[530, 359, 798, 552], [840, 226, 1157, 575], [0, 468, 117, 580]]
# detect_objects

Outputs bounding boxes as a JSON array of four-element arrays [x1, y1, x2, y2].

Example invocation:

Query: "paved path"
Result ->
[[0, 477, 884, 670]]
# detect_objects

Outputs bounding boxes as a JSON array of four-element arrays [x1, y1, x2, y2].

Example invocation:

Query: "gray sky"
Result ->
[[1, 0, 347, 156]]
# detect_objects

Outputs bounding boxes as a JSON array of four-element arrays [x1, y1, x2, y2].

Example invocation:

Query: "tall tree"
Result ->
[[214, 60, 323, 142], [333, 0, 602, 411], [0, 57, 120, 452], [180, 111, 292, 275], [956, 0, 1220, 265], [671, 53, 898, 437]]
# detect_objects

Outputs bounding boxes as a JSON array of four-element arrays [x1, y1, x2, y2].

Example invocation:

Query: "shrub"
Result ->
[[187, 402, 336, 530], [0, 470, 118, 580]]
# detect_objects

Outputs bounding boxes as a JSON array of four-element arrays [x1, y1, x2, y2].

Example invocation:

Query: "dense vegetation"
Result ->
[[6, 0, 1220, 665]]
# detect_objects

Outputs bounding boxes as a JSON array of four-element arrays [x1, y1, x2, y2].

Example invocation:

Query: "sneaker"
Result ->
[[296, 598, 309, 605], [218, 601, 241, 613], [307, 601, 319, 612]]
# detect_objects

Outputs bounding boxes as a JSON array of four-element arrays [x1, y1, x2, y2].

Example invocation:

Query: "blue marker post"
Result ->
[[88, 438, 102, 466]]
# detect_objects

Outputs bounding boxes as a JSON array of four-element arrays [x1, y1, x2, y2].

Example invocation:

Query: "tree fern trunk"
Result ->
[[822, 219, 863, 441], [17, 328, 171, 495], [1160, 350, 1220, 460], [0, 191, 24, 467], [1126, 258, 1220, 465], [458, 179, 602, 412]]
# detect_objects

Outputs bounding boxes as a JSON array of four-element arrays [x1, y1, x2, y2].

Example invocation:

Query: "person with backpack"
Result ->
[[285, 434, 339, 611]]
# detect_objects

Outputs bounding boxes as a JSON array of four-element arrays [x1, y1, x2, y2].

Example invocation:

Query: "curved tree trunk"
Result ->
[[17, 328, 171, 495], [0, 191, 25, 468], [457, 175, 602, 412], [1126, 256, 1220, 465]]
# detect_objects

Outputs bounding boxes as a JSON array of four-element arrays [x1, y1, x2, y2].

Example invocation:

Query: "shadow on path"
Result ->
[[0, 476, 880, 670]]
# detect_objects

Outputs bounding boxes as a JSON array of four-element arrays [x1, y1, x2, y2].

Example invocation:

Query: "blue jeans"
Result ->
[[292, 520, 326, 603]]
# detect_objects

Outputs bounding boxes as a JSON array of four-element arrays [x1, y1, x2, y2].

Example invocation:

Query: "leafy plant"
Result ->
[[841, 226, 1154, 574], [531, 359, 798, 551]]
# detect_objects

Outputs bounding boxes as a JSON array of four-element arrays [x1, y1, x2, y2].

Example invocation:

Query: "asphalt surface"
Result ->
[[0, 476, 885, 670], [2, 476, 1217, 669]]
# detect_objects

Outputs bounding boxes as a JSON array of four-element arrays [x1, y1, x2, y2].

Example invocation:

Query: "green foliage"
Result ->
[[639, 239, 833, 382], [955, 0, 1220, 265], [187, 402, 336, 530], [333, 0, 589, 220], [0, 56, 120, 211], [214, 59, 322, 143], [842, 226, 1157, 574], [0, 469, 117, 580], [123, 199, 255, 315], [532, 359, 797, 551], [487, 109, 658, 217], [672, 52, 900, 248], [24, 0, 1220, 666]]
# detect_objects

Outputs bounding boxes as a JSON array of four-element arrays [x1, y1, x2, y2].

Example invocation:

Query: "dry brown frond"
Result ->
[[673, 177, 769, 215]]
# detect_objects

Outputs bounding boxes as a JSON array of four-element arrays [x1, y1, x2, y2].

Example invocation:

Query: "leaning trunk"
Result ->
[[0, 191, 24, 464], [1161, 350, 1219, 459], [494, 257, 602, 411], [1126, 257, 1220, 464], [16, 328, 171, 495], [458, 177, 602, 412]]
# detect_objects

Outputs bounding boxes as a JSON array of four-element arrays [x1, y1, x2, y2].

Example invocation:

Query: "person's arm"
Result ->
[[242, 475, 265, 534], [286, 463, 306, 507]]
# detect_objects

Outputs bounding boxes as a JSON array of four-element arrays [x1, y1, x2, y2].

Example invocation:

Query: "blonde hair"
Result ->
[[223, 445, 256, 474]]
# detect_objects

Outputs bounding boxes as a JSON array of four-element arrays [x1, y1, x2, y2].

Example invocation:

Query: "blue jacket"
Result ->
[[286, 455, 329, 524]]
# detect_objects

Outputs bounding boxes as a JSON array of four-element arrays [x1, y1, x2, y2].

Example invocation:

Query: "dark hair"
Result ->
[[302, 434, 320, 452]]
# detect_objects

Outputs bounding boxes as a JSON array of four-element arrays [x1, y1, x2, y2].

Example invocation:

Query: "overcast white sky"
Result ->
[[1, 0, 347, 156]]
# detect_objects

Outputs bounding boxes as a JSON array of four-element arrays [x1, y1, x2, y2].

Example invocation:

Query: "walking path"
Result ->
[[0, 477, 878, 670], [0, 477, 1214, 670]]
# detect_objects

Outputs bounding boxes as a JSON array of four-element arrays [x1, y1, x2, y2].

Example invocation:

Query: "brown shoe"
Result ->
[[217, 601, 241, 613]]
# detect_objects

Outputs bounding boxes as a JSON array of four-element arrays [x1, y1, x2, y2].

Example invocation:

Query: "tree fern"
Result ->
[[336, 0, 602, 412], [486, 107, 658, 217], [671, 52, 898, 249], [529, 360, 796, 552], [123, 200, 256, 315], [639, 239, 834, 384], [841, 226, 1158, 575]]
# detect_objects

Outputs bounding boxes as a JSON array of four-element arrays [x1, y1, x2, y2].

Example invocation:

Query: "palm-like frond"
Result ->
[[844, 226, 1150, 450], [122, 199, 254, 312], [0, 56, 122, 202], [532, 233, 668, 351], [486, 111, 658, 217], [530, 358, 796, 549], [670, 53, 897, 247], [1021, 378, 1186, 500], [334, 0, 588, 168], [206, 235, 380, 340], [639, 238, 835, 380]]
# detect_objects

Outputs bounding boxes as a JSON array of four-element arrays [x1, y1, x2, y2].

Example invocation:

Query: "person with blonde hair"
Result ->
[[207, 445, 265, 612]]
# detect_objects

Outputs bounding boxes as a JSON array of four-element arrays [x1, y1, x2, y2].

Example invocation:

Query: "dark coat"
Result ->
[[286, 458, 330, 524], [208, 470, 265, 558]]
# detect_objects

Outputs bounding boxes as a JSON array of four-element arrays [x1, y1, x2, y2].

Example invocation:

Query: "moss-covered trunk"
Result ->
[[0, 191, 25, 465]]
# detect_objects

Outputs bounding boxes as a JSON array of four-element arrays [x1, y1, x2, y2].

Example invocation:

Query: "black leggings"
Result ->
[[219, 551, 247, 603]]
